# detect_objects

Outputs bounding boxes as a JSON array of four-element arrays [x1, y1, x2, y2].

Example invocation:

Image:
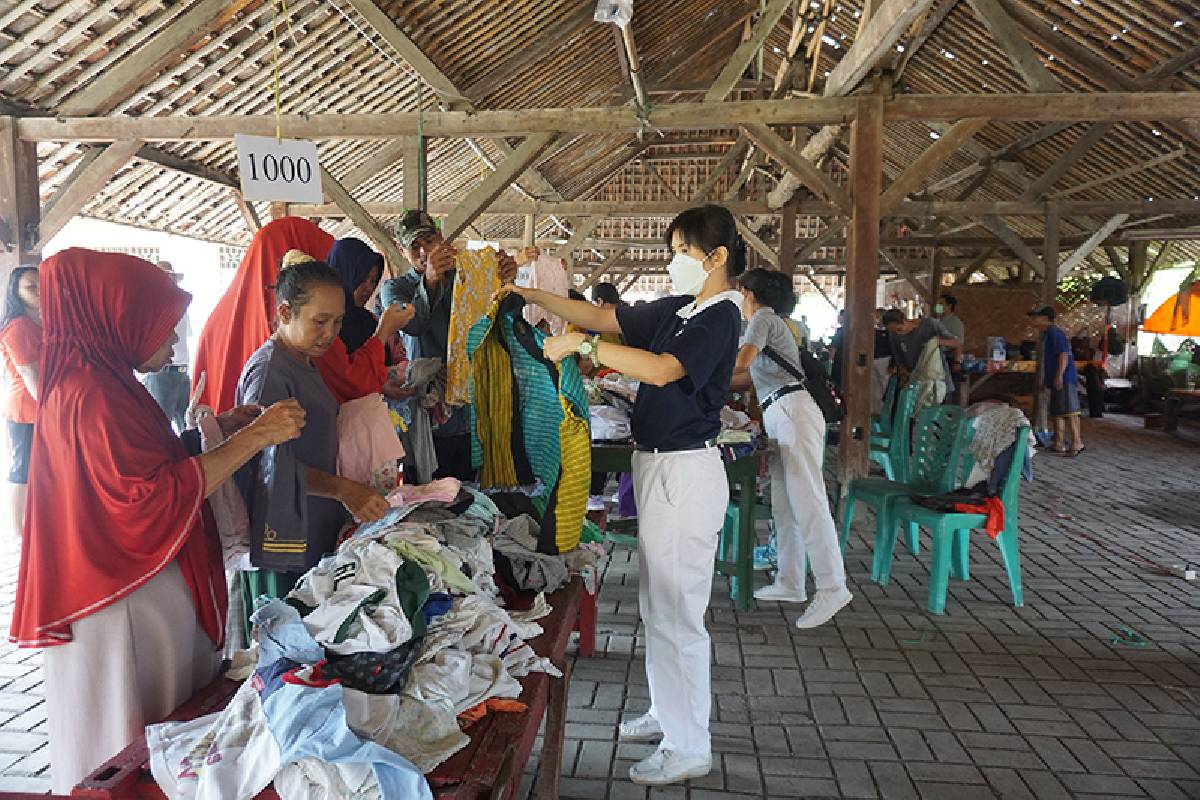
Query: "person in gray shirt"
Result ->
[[883, 309, 961, 398], [732, 269, 851, 630]]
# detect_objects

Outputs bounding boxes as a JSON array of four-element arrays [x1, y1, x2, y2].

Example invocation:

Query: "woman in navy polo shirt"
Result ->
[[505, 204, 744, 787]]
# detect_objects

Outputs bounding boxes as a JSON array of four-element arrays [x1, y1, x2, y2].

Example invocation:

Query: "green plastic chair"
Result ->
[[869, 384, 917, 481], [841, 406, 972, 577], [886, 426, 1030, 615], [871, 374, 899, 440]]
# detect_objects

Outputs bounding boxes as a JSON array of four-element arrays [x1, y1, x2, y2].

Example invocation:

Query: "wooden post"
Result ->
[[929, 248, 943, 307], [403, 136, 427, 211], [1033, 207, 1060, 435], [268, 202, 290, 221], [840, 97, 884, 483], [0, 116, 40, 270], [523, 214, 536, 248], [779, 200, 797, 277]]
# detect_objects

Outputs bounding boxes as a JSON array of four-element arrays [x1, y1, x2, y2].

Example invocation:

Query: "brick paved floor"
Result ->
[[0, 414, 1197, 797]]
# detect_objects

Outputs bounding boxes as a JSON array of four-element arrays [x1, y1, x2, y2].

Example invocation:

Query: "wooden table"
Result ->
[[1164, 388, 1200, 432], [590, 443, 762, 612], [64, 578, 588, 800]]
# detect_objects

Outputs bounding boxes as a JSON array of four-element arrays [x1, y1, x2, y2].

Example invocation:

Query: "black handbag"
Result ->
[[761, 345, 844, 423]]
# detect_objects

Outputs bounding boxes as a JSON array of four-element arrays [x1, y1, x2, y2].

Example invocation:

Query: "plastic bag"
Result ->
[[594, 0, 632, 28]]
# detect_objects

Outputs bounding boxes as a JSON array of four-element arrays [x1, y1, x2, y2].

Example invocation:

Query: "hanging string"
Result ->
[[271, 0, 282, 141]]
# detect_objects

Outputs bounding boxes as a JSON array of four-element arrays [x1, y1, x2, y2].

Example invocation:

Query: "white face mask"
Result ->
[[667, 251, 710, 296], [934, 304, 945, 315]]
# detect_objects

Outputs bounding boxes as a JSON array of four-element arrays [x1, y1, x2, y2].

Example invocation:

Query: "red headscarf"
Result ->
[[192, 217, 334, 412], [10, 249, 226, 648]]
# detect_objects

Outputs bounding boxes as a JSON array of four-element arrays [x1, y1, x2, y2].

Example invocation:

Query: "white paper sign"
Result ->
[[234, 134, 323, 203]]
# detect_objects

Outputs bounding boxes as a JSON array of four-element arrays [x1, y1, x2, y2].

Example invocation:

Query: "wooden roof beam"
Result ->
[[827, 0, 937, 96], [1056, 215, 1130, 281], [705, 0, 793, 104], [742, 122, 851, 213], [1019, 122, 1114, 202], [442, 133, 558, 241], [978, 215, 1045, 276], [966, 0, 1059, 93], [34, 140, 141, 251], [879, 117, 989, 212]]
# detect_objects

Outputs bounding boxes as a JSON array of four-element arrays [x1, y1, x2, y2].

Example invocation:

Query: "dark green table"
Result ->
[[590, 443, 763, 611]]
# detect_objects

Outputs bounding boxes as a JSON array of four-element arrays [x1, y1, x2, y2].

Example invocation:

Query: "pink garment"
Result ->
[[386, 477, 462, 508], [336, 394, 406, 494], [521, 255, 570, 335]]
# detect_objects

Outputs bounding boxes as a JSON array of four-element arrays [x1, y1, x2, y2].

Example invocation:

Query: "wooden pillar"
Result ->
[[840, 97, 884, 483], [523, 213, 536, 248], [778, 200, 797, 278], [403, 136, 428, 211], [1033, 207, 1059, 435], [268, 201, 290, 221], [0, 116, 41, 270], [929, 248, 944, 306]]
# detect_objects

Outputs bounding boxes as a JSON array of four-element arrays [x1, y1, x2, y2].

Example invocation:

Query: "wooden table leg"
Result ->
[[1164, 396, 1180, 432], [534, 660, 570, 800], [576, 589, 596, 658], [735, 469, 756, 612]]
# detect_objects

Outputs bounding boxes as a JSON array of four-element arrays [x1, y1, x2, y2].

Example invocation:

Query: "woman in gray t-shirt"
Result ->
[[732, 269, 851, 630]]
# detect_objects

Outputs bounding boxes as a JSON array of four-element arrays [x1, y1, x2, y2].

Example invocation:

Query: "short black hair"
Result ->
[[940, 294, 957, 310], [275, 260, 343, 309], [882, 309, 905, 327], [592, 282, 621, 305], [739, 268, 796, 316], [664, 204, 747, 281], [568, 289, 587, 302]]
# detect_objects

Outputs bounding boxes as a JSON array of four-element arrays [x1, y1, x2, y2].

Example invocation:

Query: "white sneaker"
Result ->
[[754, 583, 808, 603], [628, 747, 712, 786], [587, 495, 606, 512], [618, 713, 663, 742], [795, 587, 853, 629]]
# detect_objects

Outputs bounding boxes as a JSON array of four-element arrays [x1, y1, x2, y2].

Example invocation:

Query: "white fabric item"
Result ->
[[520, 254, 570, 335], [763, 390, 846, 595], [590, 404, 631, 442], [45, 562, 222, 794], [290, 538, 414, 655], [146, 678, 280, 800], [192, 409, 251, 569], [339, 688, 468, 774], [631, 447, 728, 757], [674, 290, 741, 320], [275, 759, 378, 800], [871, 357, 892, 416]]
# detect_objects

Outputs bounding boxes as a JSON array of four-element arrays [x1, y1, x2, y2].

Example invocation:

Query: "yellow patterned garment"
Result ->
[[547, 393, 591, 553], [446, 248, 500, 406]]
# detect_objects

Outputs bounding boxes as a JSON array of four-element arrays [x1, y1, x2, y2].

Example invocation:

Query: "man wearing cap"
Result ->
[[1028, 305, 1085, 456], [381, 210, 518, 481], [140, 261, 191, 432]]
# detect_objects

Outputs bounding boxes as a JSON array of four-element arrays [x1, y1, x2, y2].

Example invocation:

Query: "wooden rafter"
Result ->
[[35, 139, 142, 250], [966, 0, 1058, 93], [230, 189, 261, 233], [442, 133, 558, 241], [704, 0, 793, 104], [320, 166, 408, 275], [1056, 215, 1130, 281], [826, 0, 937, 95], [879, 117, 988, 212], [1019, 123, 1114, 202], [978, 215, 1045, 276], [742, 122, 852, 213]]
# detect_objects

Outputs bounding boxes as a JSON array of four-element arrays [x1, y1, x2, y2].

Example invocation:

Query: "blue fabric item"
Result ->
[[615, 296, 741, 450], [987, 442, 1032, 496], [252, 658, 298, 703], [463, 486, 502, 525], [423, 593, 454, 623], [250, 598, 325, 666], [257, 665, 432, 799], [1040, 325, 1079, 387], [328, 238, 384, 354]]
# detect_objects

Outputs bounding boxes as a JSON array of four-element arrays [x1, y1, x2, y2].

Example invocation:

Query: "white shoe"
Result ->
[[629, 747, 712, 786], [754, 583, 808, 603], [795, 587, 853, 629], [587, 495, 606, 511], [618, 713, 663, 742]]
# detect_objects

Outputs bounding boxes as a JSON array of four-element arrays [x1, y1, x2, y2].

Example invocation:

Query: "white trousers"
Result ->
[[871, 357, 892, 415], [632, 447, 728, 757], [44, 561, 221, 793], [764, 391, 846, 595]]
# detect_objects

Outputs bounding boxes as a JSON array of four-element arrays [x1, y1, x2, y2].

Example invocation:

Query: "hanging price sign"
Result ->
[[234, 134, 323, 203]]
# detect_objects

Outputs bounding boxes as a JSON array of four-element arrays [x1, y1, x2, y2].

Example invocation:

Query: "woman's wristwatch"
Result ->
[[577, 334, 602, 368]]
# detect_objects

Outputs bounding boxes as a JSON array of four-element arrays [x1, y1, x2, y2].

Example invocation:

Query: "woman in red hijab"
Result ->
[[10, 249, 306, 793], [192, 217, 335, 413]]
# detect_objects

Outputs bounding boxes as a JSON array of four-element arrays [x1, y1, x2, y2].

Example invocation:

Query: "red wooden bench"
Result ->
[[48, 577, 591, 800]]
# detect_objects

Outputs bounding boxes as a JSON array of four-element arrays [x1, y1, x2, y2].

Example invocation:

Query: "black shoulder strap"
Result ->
[[761, 345, 806, 385]]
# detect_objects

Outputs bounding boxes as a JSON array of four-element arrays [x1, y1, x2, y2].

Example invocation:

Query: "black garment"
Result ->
[[590, 471, 610, 496], [328, 238, 384, 355], [489, 491, 542, 523], [324, 637, 423, 695], [873, 328, 893, 359], [615, 296, 740, 451], [1083, 365, 1105, 418], [6, 420, 32, 484], [432, 433, 476, 481]]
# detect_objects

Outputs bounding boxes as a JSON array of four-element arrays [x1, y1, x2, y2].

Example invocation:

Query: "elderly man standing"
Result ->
[[140, 261, 191, 432], [380, 210, 518, 481]]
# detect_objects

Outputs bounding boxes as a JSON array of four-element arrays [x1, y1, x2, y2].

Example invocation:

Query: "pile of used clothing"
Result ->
[[146, 478, 602, 800]]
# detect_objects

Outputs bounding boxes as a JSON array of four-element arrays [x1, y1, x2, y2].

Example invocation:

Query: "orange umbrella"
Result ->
[[1142, 281, 1200, 336]]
